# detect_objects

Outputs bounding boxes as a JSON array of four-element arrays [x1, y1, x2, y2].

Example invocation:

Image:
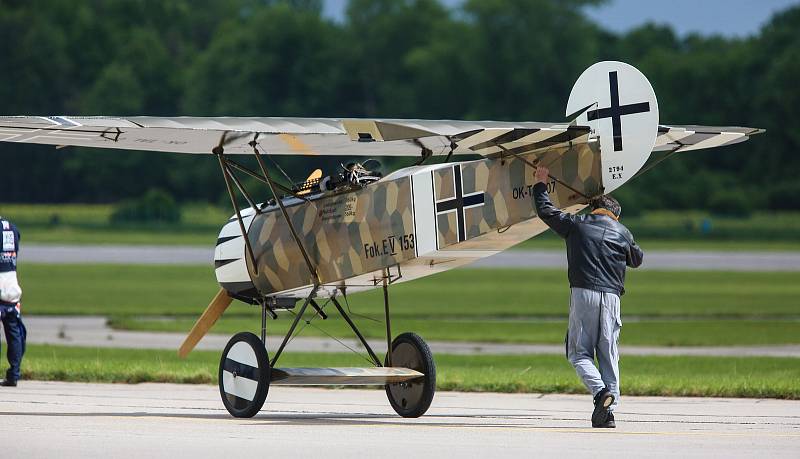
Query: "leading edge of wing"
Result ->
[[0, 115, 584, 157]]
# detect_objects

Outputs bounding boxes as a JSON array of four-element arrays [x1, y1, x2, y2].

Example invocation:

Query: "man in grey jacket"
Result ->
[[532, 166, 643, 428]]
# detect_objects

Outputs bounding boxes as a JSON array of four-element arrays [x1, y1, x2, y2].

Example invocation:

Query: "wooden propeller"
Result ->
[[178, 288, 233, 358], [297, 168, 323, 195]]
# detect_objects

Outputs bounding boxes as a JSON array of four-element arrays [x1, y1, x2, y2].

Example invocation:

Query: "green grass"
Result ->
[[19, 226, 218, 245], [19, 265, 800, 319], [19, 264, 220, 316], [1, 203, 115, 225], [17, 263, 800, 346], [518, 210, 800, 251], [630, 210, 800, 240], [2, 203, 799, 249], [0, 202, 228, 226], [518, 210, 800, 247], [0, 203, 225, 245], [111, 316, 800, 346], [23, 345, 800, 399], [518, 234, 800, 252]]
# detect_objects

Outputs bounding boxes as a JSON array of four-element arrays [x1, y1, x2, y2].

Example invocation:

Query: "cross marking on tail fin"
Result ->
[[586, 71, 651, 151]]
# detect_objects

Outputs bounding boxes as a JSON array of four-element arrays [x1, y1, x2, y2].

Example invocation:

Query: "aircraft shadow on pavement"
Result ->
[[0, 410, 592, 429], [4, 410, 779, 429]]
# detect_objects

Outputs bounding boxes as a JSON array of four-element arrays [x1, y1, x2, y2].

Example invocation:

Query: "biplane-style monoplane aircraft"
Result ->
[[0, 61, 762, 418]]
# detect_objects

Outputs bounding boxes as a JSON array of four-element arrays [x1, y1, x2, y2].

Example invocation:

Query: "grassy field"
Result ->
[[2, 203, 799, 250], [519, 210, 800, 250], [19, 264, 800, 318], [111, 316, 800, 346], [23, 345, 800, 399], [0, 203, 225, 245], [18, 226, 217, 245], [16, 264, 800, 346], [8, 206, 798, 398], [519, 233, 800, 251]]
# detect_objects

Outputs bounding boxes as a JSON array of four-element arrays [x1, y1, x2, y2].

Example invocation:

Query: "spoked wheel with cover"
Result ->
[[385, 332, 436, 418], [218, 332, 271, 418]]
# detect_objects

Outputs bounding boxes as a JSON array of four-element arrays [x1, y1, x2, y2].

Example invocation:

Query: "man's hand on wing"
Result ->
[[535, 165, 549, 185]]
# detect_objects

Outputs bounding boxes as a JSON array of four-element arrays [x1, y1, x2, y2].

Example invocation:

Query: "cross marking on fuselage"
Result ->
[[586, 71, 651, 152], [435, 164, 485, 243]]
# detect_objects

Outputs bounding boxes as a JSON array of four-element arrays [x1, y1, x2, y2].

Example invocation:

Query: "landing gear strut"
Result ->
[[214, 140, 435, 418], [216, 280, 437, 419]]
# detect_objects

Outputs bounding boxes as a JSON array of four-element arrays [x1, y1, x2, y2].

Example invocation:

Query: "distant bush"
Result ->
[[766, 181, 800, 210], [610, 187, 644, 218], [708, 191, 754, 218], [110, 189, 181, 224]]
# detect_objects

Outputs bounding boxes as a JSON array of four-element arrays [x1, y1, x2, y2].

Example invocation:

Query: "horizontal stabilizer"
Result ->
[[655, 125, 764, 153]]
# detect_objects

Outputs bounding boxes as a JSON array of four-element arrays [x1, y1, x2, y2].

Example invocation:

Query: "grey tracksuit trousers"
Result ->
[[566, 287, 622, 410]]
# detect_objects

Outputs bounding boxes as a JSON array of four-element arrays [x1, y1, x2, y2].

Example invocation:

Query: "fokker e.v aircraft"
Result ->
[[0, 61, 762, 418]]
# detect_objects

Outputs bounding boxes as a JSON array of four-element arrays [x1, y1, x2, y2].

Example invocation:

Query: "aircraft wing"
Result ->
[[654, 125, 765, 153], [0, 115, 588, 157]]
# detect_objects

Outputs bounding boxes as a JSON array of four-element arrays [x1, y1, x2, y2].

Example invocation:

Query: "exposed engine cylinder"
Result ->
[[320, 160, 382, 192]]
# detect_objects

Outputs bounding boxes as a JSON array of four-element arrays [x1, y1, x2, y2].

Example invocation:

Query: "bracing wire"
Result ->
[[306, 322, 376, 366], [285, 297, 331, 346], [343, 291, 381, 323], [283, 297, 376, 365], [255, 143, 296, 188]]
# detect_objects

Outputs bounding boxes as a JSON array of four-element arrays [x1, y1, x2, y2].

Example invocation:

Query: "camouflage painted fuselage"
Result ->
[[213, 142, 602, 301]]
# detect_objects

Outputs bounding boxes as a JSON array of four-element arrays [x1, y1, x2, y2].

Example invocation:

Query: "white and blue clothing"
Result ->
[[0, 218, 25, 383], [1, 218, 20, 273]]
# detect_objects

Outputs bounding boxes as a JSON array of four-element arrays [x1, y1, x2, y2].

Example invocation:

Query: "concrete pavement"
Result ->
[[24, 244, 213, 265], [1, 381, 798, 458]]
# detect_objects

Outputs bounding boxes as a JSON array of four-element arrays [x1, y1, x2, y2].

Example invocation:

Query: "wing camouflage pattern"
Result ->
[[0, 115, 587, 158], [0, 116, 761, 157]]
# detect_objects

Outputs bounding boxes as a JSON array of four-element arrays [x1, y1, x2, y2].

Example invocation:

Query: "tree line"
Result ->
[[1, 0, 798, 213]]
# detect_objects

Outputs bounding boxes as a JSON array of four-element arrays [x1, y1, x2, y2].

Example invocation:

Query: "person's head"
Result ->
[[591, 195, 621, 219]]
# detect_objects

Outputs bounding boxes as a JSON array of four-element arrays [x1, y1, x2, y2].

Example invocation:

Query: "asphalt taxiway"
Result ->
[[1, 381, 798, 458]]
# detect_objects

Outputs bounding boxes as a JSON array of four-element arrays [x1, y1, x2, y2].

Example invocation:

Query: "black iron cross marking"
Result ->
[[435, 165, 485, 242], [586, 71, 651, 152]]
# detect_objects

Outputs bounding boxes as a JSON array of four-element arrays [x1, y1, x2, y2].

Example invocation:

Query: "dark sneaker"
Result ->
[[593, 411, 616, 428], [0, 379, 17, 387], [592, 388, 615, 426]]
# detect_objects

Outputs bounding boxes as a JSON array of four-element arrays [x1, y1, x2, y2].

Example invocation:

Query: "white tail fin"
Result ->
[[567, 61, 659, 193]]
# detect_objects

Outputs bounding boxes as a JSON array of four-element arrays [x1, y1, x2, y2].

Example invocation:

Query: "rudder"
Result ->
[[566, 61, 659, 194]]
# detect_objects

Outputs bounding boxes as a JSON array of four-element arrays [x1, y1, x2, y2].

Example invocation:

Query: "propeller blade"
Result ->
[[306, 168, 322, 182], [178, 288, 233, 358], [297, 168, 323, 195]]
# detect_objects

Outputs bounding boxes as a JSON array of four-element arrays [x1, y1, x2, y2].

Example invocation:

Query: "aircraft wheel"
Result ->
[[218, 332, 270, 418], [385, 332, 436, 418]]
